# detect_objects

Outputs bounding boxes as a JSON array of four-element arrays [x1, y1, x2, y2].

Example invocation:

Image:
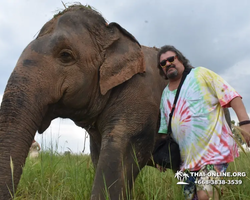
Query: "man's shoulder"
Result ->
[[193, 66, 209, 72], [192, 67, 217, 78], [195, 66, 218, 73]]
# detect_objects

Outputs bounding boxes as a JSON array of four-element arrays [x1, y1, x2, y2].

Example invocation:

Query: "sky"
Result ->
[[0, 0, 250, 154]]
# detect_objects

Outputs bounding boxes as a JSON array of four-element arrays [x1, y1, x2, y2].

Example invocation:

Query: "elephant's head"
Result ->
[[0, 5, 147, 199]]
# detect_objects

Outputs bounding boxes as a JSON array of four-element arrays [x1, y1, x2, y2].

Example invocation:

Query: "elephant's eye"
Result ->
[[58, 49, 76, 65]]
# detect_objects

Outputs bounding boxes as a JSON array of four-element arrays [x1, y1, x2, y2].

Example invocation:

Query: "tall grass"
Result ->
[[15, 152, 94, 200], [13, 150, 250, 200]]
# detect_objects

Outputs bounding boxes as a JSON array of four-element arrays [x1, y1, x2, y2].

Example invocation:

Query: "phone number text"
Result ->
[[195, 179, 242, 185]]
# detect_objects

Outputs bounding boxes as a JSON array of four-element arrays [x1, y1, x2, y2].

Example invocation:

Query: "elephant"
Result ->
[[0, 4, 232, 200], [0, 4, 168, 200]]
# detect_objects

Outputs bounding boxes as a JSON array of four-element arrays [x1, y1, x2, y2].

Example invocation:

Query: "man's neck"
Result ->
[[168, 78, 181, 91]]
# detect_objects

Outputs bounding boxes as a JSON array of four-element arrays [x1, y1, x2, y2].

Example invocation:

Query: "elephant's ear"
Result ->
[[99, 22, 145, 95]]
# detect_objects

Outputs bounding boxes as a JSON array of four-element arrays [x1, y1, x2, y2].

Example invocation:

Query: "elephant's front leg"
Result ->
[[90, 125, 153, 200], [88, 128, 102, 169]]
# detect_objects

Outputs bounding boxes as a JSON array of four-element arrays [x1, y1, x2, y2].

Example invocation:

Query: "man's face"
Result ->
[[159, 51, 185, 80]]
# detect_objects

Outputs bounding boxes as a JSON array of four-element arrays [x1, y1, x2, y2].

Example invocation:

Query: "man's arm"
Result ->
[[230, 96, 250, 145], [230, 97, 249, 121]]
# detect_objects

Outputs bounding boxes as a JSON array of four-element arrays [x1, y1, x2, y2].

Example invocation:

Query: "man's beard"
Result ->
[[166, 65, 178, 79]]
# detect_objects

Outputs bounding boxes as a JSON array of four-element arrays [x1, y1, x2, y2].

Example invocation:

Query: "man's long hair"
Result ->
[[157, 45, 193, 79]]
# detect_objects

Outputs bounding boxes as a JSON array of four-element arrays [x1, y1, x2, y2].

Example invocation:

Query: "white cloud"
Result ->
[[221, 59, 250, 95]]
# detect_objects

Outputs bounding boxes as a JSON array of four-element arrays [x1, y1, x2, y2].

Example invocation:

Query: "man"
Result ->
[[157, 45, 250, 200]]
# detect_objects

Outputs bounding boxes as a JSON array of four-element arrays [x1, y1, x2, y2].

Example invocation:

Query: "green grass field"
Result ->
[[11, 150, 250, 200]]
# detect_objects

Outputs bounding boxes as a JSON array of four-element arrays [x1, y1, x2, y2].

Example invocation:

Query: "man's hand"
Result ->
[[239, 124, 250, 146]]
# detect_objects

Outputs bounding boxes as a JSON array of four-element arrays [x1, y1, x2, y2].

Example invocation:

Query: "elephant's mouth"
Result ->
[[38, 113, 54, 133], [38, 104, 60, 133], [37, 102, 79, 133]]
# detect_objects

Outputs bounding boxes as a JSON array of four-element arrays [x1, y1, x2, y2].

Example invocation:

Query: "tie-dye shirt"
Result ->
[[159, 67, 240, 171]]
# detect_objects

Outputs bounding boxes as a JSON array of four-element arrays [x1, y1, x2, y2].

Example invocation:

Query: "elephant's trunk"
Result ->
[[0, 64, 48, 199]]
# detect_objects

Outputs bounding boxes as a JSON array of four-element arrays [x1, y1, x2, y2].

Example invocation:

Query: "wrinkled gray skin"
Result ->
[[0, 5, 231, 200], [0, 5, 166, 200]]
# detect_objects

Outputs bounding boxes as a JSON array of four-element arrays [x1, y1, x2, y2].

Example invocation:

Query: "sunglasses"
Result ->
[[160, 56, 177, 68]]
